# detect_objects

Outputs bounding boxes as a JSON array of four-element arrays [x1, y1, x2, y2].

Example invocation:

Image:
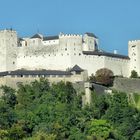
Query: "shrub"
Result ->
[[130, 70, 138, 78]]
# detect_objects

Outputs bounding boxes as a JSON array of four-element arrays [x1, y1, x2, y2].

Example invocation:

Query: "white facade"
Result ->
[[128, 40, 140, 76], [0, 29, 137, 78]]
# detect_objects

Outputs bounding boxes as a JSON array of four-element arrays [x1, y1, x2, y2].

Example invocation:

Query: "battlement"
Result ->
[[59, 33, 82, 38], [0, 29, 17, 34], [128, 40, 140, 45]]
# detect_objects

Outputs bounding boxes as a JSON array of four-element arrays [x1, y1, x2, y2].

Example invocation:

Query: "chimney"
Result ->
[[114, 50, 117, 54]]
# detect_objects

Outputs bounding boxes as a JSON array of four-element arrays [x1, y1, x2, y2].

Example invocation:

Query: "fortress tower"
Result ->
[[0, 29, 17, 72], [83, 33, 98, 51], [128, 40, 140, 76]]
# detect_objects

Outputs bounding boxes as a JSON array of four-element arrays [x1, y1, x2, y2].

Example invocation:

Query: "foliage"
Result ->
[[0, 78, 140, 140], [95, 68, 114, 86], [89, 74, 96, 82], [130, 70, 138, 78], [86, 119, 112, 139]]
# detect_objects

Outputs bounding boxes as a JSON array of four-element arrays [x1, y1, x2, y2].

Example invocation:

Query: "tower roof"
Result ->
[[43, 36, 59, 41], [85, 32, 98, 38], [31, 34, 43, 39], [70, 65, 84, 72]]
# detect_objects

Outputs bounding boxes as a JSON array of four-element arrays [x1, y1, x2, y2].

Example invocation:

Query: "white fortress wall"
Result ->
[[42, 39, 59, 46], [70, 54, 105, 76], [16, 42, 72, 70], [104, 56, 129, 77]]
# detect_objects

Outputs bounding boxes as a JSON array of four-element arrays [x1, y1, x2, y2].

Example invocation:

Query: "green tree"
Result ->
[[130, 70, 138, 78], [1, 85, 17, 108], [86, 119, 112, 139]]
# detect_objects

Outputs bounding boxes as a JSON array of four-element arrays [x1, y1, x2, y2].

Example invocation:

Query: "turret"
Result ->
[[83, 32, 98, 51]]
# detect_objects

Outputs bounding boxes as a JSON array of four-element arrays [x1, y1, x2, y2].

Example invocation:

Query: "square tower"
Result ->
[[128, 40, 140, 76], [0, 29, 17, 72]]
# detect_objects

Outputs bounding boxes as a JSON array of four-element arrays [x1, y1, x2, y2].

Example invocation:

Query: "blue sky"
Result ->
[[1, 0, 140, 55]]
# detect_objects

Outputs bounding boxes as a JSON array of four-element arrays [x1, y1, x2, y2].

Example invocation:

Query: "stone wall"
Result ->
[[113, 77, 140, 93]]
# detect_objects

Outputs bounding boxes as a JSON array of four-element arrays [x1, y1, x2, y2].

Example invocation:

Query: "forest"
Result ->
[[0, 78, 140, 140]]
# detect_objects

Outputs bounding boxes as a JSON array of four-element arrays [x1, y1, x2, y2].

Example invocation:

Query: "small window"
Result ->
[[65, 48, 67, 51]]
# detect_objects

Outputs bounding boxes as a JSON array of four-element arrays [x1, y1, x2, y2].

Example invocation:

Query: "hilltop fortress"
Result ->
[[0, 29, 139, 79]]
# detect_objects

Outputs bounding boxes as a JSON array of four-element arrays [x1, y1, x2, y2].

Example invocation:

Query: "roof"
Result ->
[[83, 51, 130, 60], [0, 70, 71, 76], [70, 65, 84, 72], [85, 32, 98, 38], [91, 83, 109, 95], [43, 36, 59, 41], [18, 38, 24, 41], [31, 34, 43, 39]]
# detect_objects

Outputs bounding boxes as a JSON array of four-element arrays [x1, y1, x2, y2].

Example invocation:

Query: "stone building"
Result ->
[[0, 28, 138, 82]]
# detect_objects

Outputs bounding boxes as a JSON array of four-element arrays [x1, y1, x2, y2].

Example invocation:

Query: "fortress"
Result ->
[[0, 29, 139, 84]]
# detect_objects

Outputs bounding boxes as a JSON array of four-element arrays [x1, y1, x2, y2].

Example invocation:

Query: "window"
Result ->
[[65, 48, 67, 51], [25, 41, 27, 46]]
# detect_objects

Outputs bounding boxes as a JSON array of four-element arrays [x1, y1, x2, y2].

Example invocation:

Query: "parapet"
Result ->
[[0, 29, 17, 34], [128, 40, 140, 45], [59, 33, 82, 38]]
